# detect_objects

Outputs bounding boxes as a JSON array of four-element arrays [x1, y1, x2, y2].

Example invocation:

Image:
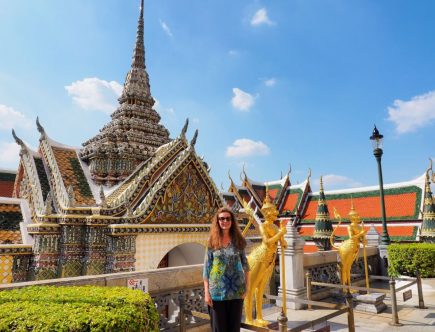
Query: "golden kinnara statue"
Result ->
[[242, 191, 288, 327], [330, 202, 368, 290]]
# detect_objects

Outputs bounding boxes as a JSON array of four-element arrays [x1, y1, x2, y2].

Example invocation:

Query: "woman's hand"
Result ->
[[204, 291, 213, 307]]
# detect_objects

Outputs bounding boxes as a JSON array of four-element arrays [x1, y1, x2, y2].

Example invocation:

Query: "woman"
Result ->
[[203, 207, 250, 332]]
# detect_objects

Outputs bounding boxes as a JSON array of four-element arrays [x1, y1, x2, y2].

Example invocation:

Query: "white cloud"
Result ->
[[0, 105, 31, 131], [160, 20, 173, 37], [231, 88, 256, 112], [0, 141, 20, 166], [264, 78, 276, 87], [226, 138, 270, 157], [251, 8, 275, 26], [315, 174, 362, 191], [154, 99, 175, 116], [387, 90, 435, 134], [65, 77, 122, 114]]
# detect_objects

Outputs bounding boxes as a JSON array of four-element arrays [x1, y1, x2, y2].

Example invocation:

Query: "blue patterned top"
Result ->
[[203, 243, 249, 301]]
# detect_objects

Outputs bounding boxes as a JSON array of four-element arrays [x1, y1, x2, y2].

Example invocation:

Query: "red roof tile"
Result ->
[[302, 191, 419, 222], [282, 193, 300, 212], [0, 181, 14, 198]]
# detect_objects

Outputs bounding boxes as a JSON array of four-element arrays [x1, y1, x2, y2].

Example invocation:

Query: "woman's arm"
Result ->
[[203, 279, 212, 307], [203, 248, 213, 307], [243, 271, 250, 299]]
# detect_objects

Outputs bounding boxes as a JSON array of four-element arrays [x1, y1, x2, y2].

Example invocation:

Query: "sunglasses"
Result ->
[[218, 216, 232, 222]]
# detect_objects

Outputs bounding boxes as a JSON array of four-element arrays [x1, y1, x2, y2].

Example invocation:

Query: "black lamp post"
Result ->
[[370, 125, 391, 245]]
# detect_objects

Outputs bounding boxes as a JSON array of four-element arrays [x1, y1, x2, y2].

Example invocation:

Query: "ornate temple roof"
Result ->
[[80, 0, 170, 186], [0, 197, 32, 245], [0, 170, 15, 198], [300, 174, 425, 224]]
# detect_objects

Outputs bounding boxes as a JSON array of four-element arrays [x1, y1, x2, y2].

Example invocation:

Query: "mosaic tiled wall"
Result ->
[[0, 255, 13, 284], [135, 232, 209, 270]]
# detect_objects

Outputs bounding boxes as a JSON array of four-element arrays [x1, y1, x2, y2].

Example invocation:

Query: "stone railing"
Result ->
[[303, 246, 379, 299], [0, 264, 207, 331]]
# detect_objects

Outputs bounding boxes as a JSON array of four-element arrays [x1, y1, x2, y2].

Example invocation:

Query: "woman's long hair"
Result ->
[[208, 207, 247, 250]]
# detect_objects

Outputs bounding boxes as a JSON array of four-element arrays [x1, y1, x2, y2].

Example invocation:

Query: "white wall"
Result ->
[[168, 242, 205, 267]]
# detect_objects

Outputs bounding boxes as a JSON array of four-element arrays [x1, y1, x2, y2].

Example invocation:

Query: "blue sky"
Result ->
[[0, 0, 434, 191]]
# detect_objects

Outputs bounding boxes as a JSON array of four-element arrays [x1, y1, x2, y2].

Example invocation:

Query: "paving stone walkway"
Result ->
[[245, 278, 435, 332]]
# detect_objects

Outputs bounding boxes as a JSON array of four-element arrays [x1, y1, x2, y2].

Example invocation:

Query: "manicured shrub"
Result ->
[[388, 243, 435, 278], [0, 286, 159, 331]]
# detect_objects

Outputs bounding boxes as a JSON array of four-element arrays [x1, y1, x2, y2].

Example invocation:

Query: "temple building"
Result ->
[[0, 1, 223, 283], [0, 1, 433, 285], [222, 165, 433, 253]]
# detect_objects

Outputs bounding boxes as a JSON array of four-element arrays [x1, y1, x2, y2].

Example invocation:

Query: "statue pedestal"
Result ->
[[353, 293, 386, 313], [278, 224, 306, 310]]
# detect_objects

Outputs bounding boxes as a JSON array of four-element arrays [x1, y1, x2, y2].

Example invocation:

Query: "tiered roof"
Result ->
[[80, 0, 170, 186], [301, 175, 425, 223], [226, 169, 427, 249]]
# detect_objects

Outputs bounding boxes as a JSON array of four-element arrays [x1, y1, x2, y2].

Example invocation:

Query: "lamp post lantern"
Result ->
[[370, 125, 391, 245]]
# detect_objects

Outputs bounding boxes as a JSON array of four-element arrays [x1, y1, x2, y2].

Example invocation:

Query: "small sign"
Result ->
[[127, 278, 149, 293], [403, 289, 412, 302]]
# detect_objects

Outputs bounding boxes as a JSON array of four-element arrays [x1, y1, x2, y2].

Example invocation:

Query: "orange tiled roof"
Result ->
[[0, 171, 16, 198], [252, 185, 266, 203], [0, 203, 21, 214], [282, 192, 301, 212], [268, 188, 279, 201], [299, 224, 417, 241], [301, 187, 421, 222], [0, 181, 14, 198], [0, 202, 22, 244], [51, 147, 95, 206], [0, 231, 22, 244], [303, 244, 318, 253]]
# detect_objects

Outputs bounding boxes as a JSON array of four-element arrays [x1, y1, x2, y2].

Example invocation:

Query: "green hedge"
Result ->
[[0, 286, 159, 331], [388, 243, 435, 278]]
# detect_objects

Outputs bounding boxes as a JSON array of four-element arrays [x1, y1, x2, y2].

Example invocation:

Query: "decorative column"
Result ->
[[27, 223, 61, 280], [421, 169, 435, 242], [106, 226, 137, 273], [82, 221, 108, 275], [313, 176, 333, 251], [366, 224, 381, 247], [58, 218, 86, 278], [278, 222, 306, 309]]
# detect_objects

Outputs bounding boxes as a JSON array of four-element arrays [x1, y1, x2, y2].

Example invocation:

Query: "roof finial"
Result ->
[[228, 170, 235, 185], [36, 117, 46, 138], [181, 118, 189, 137], [132, 0, 145, 70], [320, 175, 324, 192], [190, 129, 198, 146], [12, 129, 25, 148]]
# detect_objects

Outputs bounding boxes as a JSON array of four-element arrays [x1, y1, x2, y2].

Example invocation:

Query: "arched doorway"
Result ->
[[157, 242, 205, 268]]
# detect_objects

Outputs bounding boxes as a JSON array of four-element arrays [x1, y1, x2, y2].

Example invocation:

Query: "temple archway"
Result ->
[[157, 242, 205, 268]]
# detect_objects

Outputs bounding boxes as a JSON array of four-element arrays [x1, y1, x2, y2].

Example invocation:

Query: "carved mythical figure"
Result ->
[[330, 203, 367, 289], [243, 192, 288, 327]]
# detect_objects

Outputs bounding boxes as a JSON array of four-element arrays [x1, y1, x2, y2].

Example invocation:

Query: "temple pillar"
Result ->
[[106, 235, 136, 273], [27, 224, 61, 280], [278, 223, 306, 310], [82, 223, 108, 275], [58, 221, 86, 278]]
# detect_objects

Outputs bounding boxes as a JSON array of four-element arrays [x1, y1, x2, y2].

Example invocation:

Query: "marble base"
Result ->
[[353, 293, 386, 313]]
